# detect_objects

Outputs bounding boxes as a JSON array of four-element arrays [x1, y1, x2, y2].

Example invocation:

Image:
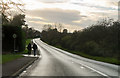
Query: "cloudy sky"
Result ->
[[20, 0, 118, 32]]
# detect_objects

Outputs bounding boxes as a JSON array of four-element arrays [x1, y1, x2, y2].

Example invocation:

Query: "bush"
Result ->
[[2, 25, 26, 53], [82, 41, 100, 56]]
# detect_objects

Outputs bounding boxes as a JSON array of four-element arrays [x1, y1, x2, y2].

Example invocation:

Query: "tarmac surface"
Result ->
[[19, 39, 119, 78], [2, 55, 39, 77]]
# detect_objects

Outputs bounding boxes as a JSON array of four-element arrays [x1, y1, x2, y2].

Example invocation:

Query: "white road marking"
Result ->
[[76, 62, 111, 78], [80, 66, 84, 69], [23, 71, 26, 73], [33, 39, 113, 78], [27, 65, 32, 69], [72, 62, 74, 63]]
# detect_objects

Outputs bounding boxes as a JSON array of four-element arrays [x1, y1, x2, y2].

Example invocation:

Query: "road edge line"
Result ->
[[11, 57, 39, 77]]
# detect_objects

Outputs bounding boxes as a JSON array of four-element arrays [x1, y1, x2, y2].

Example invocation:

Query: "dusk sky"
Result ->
[[13, 0, 119, 32]]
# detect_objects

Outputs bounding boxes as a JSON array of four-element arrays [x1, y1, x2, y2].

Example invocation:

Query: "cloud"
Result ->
[[37, 0, 69, 3], [71, 2, 117, 11], [26, 16, 46, 22], [26, 19, 44, 32], [27, 8, 87, 26], [71, 0, 118, 11], [26, 7, 117, 32], [25, 0, 118, 32]]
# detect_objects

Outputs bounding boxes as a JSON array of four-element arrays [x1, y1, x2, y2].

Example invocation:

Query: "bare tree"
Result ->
[[57, 23, 64, 32], [0, 0, 25, 14], [0, 0, 25, 25], [42, 24, 53, 31]]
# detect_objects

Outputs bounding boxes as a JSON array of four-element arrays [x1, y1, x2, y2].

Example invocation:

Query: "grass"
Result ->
[[26, 39, 32, 46], [55, 45, 120, 65], [71, 51, 120, 65], [21, 39, 32, 54], [2, 54, 23, 64], [2, 39, 32, 64]]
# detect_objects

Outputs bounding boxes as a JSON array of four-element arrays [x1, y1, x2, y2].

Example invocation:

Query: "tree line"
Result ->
[[1, 0, 40, 53], [2, 14, 40, 53], [41, 19, 120, 61]]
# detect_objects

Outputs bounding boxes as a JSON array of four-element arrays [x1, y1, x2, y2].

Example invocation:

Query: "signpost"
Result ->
[[13, 34, 17, 52]]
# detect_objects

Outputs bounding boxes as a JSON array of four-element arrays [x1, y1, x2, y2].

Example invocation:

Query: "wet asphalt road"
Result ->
[[20, 39, 119, 78]]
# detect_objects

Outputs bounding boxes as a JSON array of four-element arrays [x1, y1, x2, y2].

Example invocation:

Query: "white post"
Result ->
[[13, 34, 17, 52], [14, 38, 16, 52]]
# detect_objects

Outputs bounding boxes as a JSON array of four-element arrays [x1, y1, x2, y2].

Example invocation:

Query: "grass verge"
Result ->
[[71, 51, 119, 65], [55, 45, 120, 65], [2, 39, 32, 64], [2, 54, 23, 64]]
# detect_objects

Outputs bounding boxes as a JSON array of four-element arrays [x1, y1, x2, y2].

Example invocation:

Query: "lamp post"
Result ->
[[13, 34, 17, 52]]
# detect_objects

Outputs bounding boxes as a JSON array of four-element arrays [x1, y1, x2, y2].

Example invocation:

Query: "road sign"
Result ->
[[13, 34, 17, 38]]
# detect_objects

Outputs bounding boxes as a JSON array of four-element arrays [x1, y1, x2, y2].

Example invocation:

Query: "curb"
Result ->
[[11, 57, 39, 77]]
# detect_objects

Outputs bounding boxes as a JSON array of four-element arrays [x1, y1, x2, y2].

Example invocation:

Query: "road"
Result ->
[[20, 38, 119, 78]]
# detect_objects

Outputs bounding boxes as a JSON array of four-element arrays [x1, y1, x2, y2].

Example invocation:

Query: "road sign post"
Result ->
[[13, 34, 17, 52]]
